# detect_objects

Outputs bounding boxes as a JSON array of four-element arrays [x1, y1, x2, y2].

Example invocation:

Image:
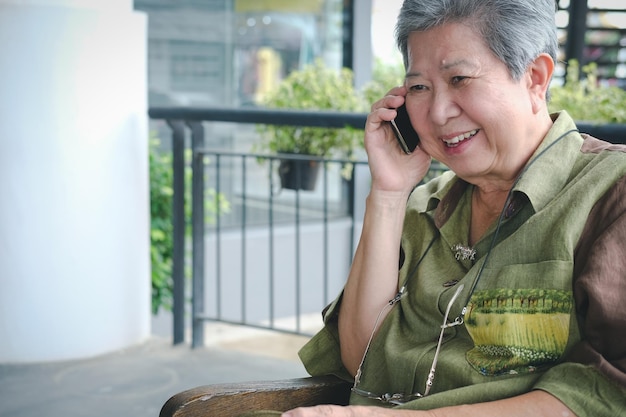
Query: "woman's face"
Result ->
[[404, 23, 540, 185]]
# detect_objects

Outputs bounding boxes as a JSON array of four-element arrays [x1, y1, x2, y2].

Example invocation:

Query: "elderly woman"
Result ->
[[283, 0, 626, 416]]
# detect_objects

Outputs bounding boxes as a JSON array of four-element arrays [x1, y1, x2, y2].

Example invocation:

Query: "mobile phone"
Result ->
[[390, 104, 420, 154]]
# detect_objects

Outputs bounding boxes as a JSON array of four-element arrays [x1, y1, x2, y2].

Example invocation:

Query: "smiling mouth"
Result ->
[[443, 129, 479, 147]]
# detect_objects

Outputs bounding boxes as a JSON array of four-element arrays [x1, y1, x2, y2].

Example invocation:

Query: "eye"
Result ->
[[451, 76, 469, 86], [407, 83, 428, 93]]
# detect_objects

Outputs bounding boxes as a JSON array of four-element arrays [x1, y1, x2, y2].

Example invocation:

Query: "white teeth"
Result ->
[[444, 129, 478, 145]]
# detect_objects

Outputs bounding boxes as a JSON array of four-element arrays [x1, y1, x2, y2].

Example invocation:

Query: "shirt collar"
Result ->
[[513, 111, 582, 212]]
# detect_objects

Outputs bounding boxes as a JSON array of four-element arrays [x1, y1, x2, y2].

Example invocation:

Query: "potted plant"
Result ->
[[256, 59, 365, 190]]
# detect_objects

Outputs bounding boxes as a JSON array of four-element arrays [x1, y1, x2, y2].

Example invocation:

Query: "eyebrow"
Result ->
[[441, 59, 477, 71], [404, 59, 478, 79]]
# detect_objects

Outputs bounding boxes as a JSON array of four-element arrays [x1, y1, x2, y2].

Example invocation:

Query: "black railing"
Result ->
[[192, 151, 370, 347], [149, 106, 626, 347], [149, 108, 374, 346]]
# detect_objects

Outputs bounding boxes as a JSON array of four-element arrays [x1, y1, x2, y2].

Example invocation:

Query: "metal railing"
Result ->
[[149, 107, 373, 346], [194, 151, 369, 345]]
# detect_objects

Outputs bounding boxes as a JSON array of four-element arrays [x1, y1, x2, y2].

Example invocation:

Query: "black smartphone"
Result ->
[[390, 104, 420, 154]]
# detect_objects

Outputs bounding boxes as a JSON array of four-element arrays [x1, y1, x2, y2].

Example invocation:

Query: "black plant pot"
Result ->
[[278, 158, 321, 191]]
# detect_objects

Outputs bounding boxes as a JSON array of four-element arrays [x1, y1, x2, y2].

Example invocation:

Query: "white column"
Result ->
[[352, 0, 373, 89], [0, 0, 150, 362]]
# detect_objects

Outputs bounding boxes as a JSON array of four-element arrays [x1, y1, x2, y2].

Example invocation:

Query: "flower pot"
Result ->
[[278, 158, 321, 191]]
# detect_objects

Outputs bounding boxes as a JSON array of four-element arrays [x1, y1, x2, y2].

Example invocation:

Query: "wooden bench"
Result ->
[[159, 375, 351, 417]]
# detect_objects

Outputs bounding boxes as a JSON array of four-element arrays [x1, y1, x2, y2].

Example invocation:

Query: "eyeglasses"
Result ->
[[351, 283, 465, 405]]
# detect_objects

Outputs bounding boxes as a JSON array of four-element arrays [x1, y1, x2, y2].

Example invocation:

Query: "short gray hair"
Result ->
[[394, 0, 558, 80]]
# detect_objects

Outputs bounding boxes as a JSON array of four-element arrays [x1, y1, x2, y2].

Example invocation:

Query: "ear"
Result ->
[[526, 53, 554, 113]]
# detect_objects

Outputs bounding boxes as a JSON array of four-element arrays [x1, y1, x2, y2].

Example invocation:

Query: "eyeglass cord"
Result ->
[[353, 231, 440, 388]]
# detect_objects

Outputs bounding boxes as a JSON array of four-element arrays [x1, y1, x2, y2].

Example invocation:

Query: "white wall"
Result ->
[[352, 0, 373, 88], [0, 0, 150, 362], [371, 0, 403, 66]]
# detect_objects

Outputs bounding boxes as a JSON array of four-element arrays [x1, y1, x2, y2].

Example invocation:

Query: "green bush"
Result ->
[[149, 136, 230, 315], [549, 60, 626, 124], [149, 136, 174, 314], [361, 57, 405, 107]]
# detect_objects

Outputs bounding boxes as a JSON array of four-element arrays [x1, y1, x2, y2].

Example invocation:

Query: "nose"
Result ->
[[429, 89, 461, 126]]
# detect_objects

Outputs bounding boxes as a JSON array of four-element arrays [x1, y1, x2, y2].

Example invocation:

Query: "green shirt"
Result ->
[[299, 112, 626, 416]]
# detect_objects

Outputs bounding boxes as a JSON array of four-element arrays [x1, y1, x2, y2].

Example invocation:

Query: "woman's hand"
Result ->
[[365, 86, 432, 196], [283, 405, 428, 417], [281, 391, 575, 417]]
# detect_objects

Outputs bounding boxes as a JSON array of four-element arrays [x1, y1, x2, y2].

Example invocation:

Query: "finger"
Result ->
[[364, 109, 395, 137], [282, 405, 342, 417], [370, 86, 407, 112], [384, 85, 407, 100]]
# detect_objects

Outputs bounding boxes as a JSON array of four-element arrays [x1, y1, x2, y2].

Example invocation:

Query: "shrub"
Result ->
[[149, 136, 174, 314], [149, 136, 230, 315], [549, 60, 626, 124], [361, 57, 405, 107]]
